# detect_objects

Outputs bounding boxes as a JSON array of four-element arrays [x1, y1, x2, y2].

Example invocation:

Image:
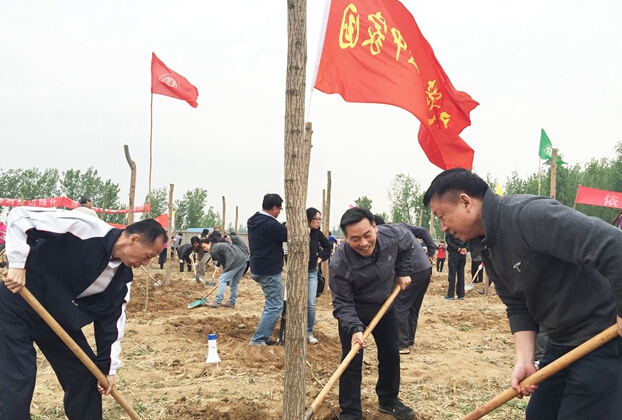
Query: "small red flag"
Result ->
[[151, 53, 199, 108], [314, 0, 478, 170]]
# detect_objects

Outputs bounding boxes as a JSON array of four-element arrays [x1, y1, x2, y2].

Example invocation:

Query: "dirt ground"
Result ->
[[30, 264, 527, 420]]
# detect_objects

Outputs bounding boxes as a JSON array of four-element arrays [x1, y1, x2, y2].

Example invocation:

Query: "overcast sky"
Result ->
[[2, 1, 621, 228]]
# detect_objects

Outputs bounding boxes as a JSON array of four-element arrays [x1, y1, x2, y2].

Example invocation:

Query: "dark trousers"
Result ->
[[436, 258, 445, 272], [447, 251, 466, 298], [0, 295, 102, 420], [179, 256, 192, 272], [395, 268, 431, 348], [525, 336, 622, 420], [338, 306, 400, 420]]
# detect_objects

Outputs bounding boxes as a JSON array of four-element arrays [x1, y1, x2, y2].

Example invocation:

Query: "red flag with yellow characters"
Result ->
[[314, 0, 478, 170]]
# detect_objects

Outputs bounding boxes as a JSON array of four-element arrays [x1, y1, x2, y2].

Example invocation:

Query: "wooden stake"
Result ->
[[124, 145, 136, 225]]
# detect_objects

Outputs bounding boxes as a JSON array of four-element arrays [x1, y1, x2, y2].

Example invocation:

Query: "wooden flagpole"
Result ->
[[148, 92, 153, 219]]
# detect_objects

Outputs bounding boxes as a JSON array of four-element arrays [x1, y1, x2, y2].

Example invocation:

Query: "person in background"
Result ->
[[202, 237, 249, 309], [247, 193, 288, 346], [72, 195, 98, 218], [0, 220, 6, 254], [177, 236, 199, 273], [470, 247, 484, 283], [375, 216, 435, 355], [282, 221, 288, 265], [330, 207, 415, 420], [436, 240, 446, 272], [445, 232, 469, 300], [158, 239, 168, 269], [423, 168, 622, 420], [195, 229, 212, 284], [1, 207, 166, 420], [306, 207, 332, 345]]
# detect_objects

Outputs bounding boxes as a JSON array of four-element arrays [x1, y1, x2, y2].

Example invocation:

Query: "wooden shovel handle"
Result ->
[[461, 324, 619, 420], [19, 286, 142, 420], [304, 284, 401, 420]]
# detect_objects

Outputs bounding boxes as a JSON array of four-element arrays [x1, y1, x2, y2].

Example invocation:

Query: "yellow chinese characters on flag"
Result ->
[[314, 0, 478, 170]]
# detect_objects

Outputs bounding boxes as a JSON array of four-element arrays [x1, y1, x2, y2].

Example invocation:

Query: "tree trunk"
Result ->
[[322, 170, 332, 284], [282, 0, 309, 418], [235, 206, 239, 233], [222, 196, 226, 232], [124, 145, 136, 225], [166, 184, 174, 286]]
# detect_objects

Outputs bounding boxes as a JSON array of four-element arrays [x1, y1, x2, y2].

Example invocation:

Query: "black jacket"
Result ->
[[308, 228, 331, 271], [329, 224, 414, 334], [247, 211, 287, 276], [474, 190, 621, 346], [3, 208, 132, 374]]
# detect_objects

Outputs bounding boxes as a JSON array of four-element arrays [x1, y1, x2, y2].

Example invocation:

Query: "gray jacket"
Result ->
[[329, 224, 414, 334], [393, 223, 435, 274], [472, 190, 622, 346], [209, 242, 248, 272]]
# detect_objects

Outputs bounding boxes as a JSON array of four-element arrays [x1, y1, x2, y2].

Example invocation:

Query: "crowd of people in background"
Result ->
[[3, 179, 622, 420]]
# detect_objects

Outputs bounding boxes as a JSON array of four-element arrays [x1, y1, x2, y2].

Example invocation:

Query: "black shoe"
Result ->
[[378, 400, 415, 420], [265, 339, 278, 346]]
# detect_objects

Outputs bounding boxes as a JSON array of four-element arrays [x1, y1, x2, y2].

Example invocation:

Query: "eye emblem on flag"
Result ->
[[158, 74, 180, 89]]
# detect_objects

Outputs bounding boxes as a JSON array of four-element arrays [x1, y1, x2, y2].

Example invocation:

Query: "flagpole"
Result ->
[[537, 157, 541, 196], [148, 92, 153, 219]]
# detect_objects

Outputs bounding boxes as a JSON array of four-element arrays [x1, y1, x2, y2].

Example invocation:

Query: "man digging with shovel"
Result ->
[[329, 207, 416, 420], [424, 168, 622, 420], [0, 207, 166, 420]]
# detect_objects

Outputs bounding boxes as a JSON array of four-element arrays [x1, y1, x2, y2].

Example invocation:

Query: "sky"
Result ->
[[2, 1, 621, 229]]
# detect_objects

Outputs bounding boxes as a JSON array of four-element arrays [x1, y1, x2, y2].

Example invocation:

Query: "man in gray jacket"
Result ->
[[423, 168, 622, 420], [329, 207, 415, 420], [201, 238, 249, 309]]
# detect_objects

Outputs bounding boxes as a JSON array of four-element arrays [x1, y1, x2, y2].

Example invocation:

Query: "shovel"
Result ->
[[304, 284, 401, 420], [14, 285, 142, 420], [461, 324, 619, 420], [188, 283, 219, 309], [465, 262, 484, 291]]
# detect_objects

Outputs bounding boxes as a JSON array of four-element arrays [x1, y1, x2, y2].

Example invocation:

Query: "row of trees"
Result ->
[[5, 142, 621, 233], [0, 167, 229, 231]]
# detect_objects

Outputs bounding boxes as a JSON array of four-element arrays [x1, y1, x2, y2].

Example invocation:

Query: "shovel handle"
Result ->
[[304, 284, 401, 420], [461, 324, 619, 420], [18, 286, 142, 420]]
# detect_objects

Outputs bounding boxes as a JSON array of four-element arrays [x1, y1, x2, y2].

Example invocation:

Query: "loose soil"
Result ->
[[29, 265, 527, 420]]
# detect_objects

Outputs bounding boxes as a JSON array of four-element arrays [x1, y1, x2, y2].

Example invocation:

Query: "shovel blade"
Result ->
[[188, 297, 206, 309]]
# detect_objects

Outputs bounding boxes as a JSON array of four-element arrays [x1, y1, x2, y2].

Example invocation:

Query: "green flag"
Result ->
[[539, 129, 566, 165]]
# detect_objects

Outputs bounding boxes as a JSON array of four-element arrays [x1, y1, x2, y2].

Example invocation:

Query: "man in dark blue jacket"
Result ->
[[1, 207, 166, 420], [330, 207, 415, 420], [424, 168, 622, 420], [247, 193, 287, 346]]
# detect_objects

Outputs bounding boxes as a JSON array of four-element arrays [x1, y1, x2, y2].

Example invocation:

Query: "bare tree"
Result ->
[[283, 0, 310, 418]]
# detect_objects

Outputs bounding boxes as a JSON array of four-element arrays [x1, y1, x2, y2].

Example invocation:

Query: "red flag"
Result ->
[[314, 0, 478, 169], [575, 185, 622, 209], [151, 53, 199, 108]]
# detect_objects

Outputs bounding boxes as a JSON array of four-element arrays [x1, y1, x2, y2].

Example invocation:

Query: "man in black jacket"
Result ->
[[329, 207, 415, 420], [445, 232, 469, 300], [1, 207, 166, 420], [247, 193, 288, 346], [423, 168, 622, 420]]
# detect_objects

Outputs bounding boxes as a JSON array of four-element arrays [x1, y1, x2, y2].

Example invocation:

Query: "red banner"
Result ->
[[314, 0, 478, 170], [575, 185, 622, 209], [0, 197, 151, 214]]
